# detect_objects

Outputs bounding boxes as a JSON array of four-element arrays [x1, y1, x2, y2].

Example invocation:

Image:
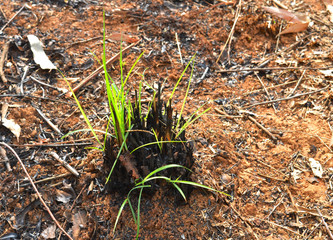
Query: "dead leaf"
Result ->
[[55, 189, 73, 204], [263, 6, 310, 35], [1, 118, 21, 141], [41, 224, 56, 239], [319, 69, 333, 77], [263, 6, 303, 23], [27, 35, 56, 70], [279, 22, 309, 35], [308, 158, 323, 178], [72, 210, 87, 240]]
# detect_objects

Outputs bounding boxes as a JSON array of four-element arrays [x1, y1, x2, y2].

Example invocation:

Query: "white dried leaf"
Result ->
[[2, 118, 21, 141], [291, 169, 302, 183], [308, 158, 323, 178], [41, 224, 56, 239], [319, 69, 333, 77], [27, 35, 56, 70]]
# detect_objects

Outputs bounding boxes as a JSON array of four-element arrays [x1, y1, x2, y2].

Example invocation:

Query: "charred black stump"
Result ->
[[103, 84, 194, 198]]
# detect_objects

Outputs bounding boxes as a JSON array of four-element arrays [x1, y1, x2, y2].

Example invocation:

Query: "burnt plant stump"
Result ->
[[103, 85, 194, 197]]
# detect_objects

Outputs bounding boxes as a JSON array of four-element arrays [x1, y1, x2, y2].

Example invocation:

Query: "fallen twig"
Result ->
[[49, 152, 79, 177], [256, 218, 302, 236], [230, 204, 259, 240], [217, 66, 331, 73], [0, 4, 27, 33], [0, 146, 11, 171], [30, 76, 67, 93], [288, 70, 306, 97], [0, 142, 74, 240], [67, 40, 141, 97], [247, 115, 278, 142], [34, 105, 63, 135], [11, 141, 93, 148], [266, 194, 285, 219], [175, 32, 183, 65], [316, 208, 333, 239], [216, 0, 242, 63], [20, 173, 72, 187], [255, 73, 277, 112], [245, 86, 328, 108], [0, 41, 11, 83]]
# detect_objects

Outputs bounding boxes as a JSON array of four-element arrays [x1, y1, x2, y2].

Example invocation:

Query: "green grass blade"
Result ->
[[135, 187, 144, 240], [171, 179, 231, 197], [130, 140, 185, 154], [127, 198, 137, 225], [170, 181, 187, 201], [59, 71, 102, 147], [168, 55, 196, 106], [142, 164, 188, 182], [106, 127, 132, 183], [123, 51, 145, 86], [176, 56, 195, 130], [113, 198, 128, 233], [175, 107, 211, 139]]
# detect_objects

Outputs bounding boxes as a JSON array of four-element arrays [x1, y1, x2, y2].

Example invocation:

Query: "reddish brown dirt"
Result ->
[[0, 0, 333, 239]]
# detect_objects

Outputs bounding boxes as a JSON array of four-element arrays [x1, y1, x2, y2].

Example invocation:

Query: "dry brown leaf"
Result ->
[[263, 6, 303, 23], [263, 6, 310, 35], [279, 22, 309, 35], [72, 210, 87, 240]]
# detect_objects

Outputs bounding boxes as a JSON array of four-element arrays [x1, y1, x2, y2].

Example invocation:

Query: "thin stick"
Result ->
[[230, 204, 259, 240], [316, 208, 333, 239], [0, 142, 74, 240], [257, 172, 286, 182], [0, 146, 11, 171], [240, 80, 297, 97], [35, 106, 63, 135], [217, 66, 331, 73], [175, 32, 183, 65], [11, 138, 94, 148], [65, 36, 102, 49], [245, 86, 328, 108], [0, 41, 10, 83], [216, 0, 242, 63], [49, 152, 79, 177], [67, 40, 141, 97], [257, 218, 302, 236], [30, 76, 67, 93], [288, 70, 306, 97], [273, 0, 288, 9], [255, 159, 286, 177], [255, 73, 277, 112], [248, 115, 278, 141], [20, 173, 72, 187], [286, 186, 300, 225], [266, 194, 285, 219], [0, 94, 76, 106], [0, 4, 26, 33]]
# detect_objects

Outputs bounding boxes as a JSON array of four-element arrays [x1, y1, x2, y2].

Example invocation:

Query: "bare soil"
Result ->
[[0, 0, 333, 239]]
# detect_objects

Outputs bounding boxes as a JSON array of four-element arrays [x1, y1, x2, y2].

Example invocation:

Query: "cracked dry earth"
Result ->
[[0, 0, 333, 239]]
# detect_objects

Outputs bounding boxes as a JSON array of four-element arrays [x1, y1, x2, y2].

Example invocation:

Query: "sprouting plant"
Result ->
[[62, 10, 229, 239]]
